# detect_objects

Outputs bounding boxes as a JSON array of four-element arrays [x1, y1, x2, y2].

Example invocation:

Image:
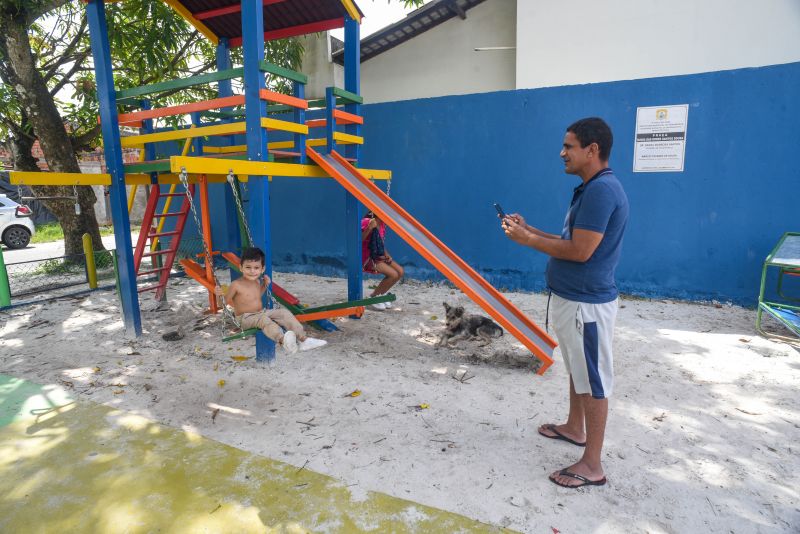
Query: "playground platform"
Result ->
[[0, 374, 509, 533]]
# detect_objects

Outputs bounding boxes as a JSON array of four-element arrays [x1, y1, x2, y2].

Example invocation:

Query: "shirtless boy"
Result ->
[[215, 247, 327, 353]]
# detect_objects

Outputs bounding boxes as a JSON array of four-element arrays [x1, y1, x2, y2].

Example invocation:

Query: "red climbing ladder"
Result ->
[[133, 184, 195, 300]]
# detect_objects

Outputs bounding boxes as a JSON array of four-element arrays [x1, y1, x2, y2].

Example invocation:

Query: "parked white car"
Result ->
[[0, 194, 36, 249]]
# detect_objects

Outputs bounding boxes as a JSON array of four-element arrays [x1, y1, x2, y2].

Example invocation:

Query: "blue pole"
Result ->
[[242, 0, 274, 362], [141, 99, 158, 185], [325, 87, 336, 155], [344, 13, 363, 303], [216, 39, 241, 281], [86, 0, 142, 335], [293, 81, 306, 164]]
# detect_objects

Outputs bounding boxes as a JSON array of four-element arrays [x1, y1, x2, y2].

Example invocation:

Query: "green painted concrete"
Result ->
[[0, 374, 514, 533]]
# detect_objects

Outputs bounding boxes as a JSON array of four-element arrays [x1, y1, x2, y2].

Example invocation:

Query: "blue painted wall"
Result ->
[[198, 62, 799, 306]]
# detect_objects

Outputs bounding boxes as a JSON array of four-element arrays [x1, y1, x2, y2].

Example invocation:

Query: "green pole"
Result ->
[[0, 246, 11, 307], [83, 233, 98, 289]]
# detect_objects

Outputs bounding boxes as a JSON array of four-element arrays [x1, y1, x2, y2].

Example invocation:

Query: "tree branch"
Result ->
[[69, 123, 102, 152], [48, 48, 90, 95], [26, 0, 73, 26], [42, 17, 87, 82]]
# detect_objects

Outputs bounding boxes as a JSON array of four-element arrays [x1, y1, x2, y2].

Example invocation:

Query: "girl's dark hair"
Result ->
[[241, 246, 265, 266]]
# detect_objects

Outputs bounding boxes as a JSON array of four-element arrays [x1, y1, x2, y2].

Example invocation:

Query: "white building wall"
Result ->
[[361, 0, 516, 103], [300, 33, 344, 101], [516, 0, 800, 89]]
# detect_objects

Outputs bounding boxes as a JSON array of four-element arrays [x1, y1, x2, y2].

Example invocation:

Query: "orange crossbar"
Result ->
[[180, 258, 215, 292], [259, 89, 308, 110], [305, 110, 364, 129], [333, 109, 363, 125], [296, 307, 364, 322], [117, 95, 245, 125]]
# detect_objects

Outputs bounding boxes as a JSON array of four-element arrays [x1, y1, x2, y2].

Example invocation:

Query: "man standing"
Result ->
[[502, 117, 628, 488]]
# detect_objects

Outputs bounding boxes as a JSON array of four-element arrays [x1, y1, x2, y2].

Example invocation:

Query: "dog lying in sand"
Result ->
[[438, 302, 504, 347]]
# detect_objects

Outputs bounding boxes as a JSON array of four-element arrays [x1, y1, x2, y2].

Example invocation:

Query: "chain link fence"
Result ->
[[5, 250, 116, 301], [2, 236, 212, 308]]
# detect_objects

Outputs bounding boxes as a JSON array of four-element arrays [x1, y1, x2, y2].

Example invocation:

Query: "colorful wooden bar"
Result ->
[[162, 0, 217, 44], [307, 109, 364, 129], [259, 89, 308, 109], [339, 0, 362, 22], [194, 0, 289, 21], [10, 171, 112, 186], [300, 293, 395, 314], [118, 95, 245, 124], [169, 156, 389, 180], [259, 61, 308, 84], [117, 68, 242, 101], [261, 117, 309, 135], [230, 20, 344, 50], [331, 86, 363, 104], [120, 121, 246, 147]]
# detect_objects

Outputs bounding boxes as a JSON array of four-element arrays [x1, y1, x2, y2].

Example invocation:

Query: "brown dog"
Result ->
[[438, 302, 504, 347]]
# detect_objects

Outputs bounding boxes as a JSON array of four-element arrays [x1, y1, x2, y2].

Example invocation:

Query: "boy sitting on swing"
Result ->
[[214, 247, 327, 353]]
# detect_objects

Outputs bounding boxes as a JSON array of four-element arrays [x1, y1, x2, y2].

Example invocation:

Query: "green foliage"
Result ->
[[0, 0, 420, 150]]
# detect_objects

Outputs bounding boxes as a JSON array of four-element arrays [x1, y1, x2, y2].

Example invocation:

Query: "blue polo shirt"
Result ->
[[545, 168, 628, 304]]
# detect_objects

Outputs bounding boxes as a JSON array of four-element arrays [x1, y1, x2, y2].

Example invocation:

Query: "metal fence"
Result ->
[[0, 236, 209, 309], [6, 251, 115, 299]]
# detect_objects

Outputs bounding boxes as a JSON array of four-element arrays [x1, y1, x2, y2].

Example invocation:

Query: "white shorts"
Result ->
[[550, 293, 618, 399]]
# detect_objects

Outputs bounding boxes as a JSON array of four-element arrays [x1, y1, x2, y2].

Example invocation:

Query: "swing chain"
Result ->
[[73, 185, 81, 215], [227, 170, 254, 248], [177, 168, 240, 334], [385, 178, 392, 198], [225, 170, 276, 309]]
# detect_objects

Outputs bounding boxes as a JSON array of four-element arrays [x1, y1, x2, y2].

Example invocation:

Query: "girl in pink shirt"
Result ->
[[361, 211, 404, 309]]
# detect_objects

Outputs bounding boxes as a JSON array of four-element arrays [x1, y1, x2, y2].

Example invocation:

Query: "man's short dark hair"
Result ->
[[567, 117, 613, 161], [241, 246, 265, 266]]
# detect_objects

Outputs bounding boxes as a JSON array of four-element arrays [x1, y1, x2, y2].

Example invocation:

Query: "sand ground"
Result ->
[[1, 271, 798, 533]]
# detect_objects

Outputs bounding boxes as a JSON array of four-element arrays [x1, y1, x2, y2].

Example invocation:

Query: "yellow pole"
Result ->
[[127, 184, 138, 213], [83, 233, 97, 289]]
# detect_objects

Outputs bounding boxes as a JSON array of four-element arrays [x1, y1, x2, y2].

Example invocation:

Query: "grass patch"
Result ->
[[31, 258, 85, 276], [30, 222, 65, 243], [31, 223, 135, 244]]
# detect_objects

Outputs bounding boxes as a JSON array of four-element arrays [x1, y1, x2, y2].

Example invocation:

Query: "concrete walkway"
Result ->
[[0, 374, 512, 533]]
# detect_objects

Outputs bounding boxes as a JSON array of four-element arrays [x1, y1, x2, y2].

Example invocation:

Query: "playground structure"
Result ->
[[9, 0, 557, 372], [756, 232, 800, 343]]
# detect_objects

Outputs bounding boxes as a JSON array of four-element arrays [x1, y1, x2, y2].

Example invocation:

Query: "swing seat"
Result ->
[[222, 306, 366, 342]]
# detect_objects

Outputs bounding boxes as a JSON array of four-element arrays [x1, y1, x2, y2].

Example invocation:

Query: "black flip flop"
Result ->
[[538, 424, 586, 447], [549, 469, 607, 489]]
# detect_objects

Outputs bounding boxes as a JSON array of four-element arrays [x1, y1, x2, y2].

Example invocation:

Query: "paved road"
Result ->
[[2, 232, 136, 265]]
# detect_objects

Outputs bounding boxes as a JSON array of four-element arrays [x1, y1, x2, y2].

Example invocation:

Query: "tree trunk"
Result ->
[[1, 14, 105, 257], [6, 123, 38, 172]]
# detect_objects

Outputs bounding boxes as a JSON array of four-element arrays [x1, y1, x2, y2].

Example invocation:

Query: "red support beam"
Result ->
[[230, 18, 344, 47], [195, 0, 286, 21]]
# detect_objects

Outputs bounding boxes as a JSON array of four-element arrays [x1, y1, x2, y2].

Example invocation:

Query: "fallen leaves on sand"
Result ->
[[231, 355, 251, 362], [218, 379, 226, 387], [344, 389, 361, 397]]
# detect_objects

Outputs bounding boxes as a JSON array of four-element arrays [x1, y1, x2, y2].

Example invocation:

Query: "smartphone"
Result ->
[[493, 202, 506, 219]]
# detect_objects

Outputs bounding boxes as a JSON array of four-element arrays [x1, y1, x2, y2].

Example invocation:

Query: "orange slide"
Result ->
[[307, 148, 557, 374]]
